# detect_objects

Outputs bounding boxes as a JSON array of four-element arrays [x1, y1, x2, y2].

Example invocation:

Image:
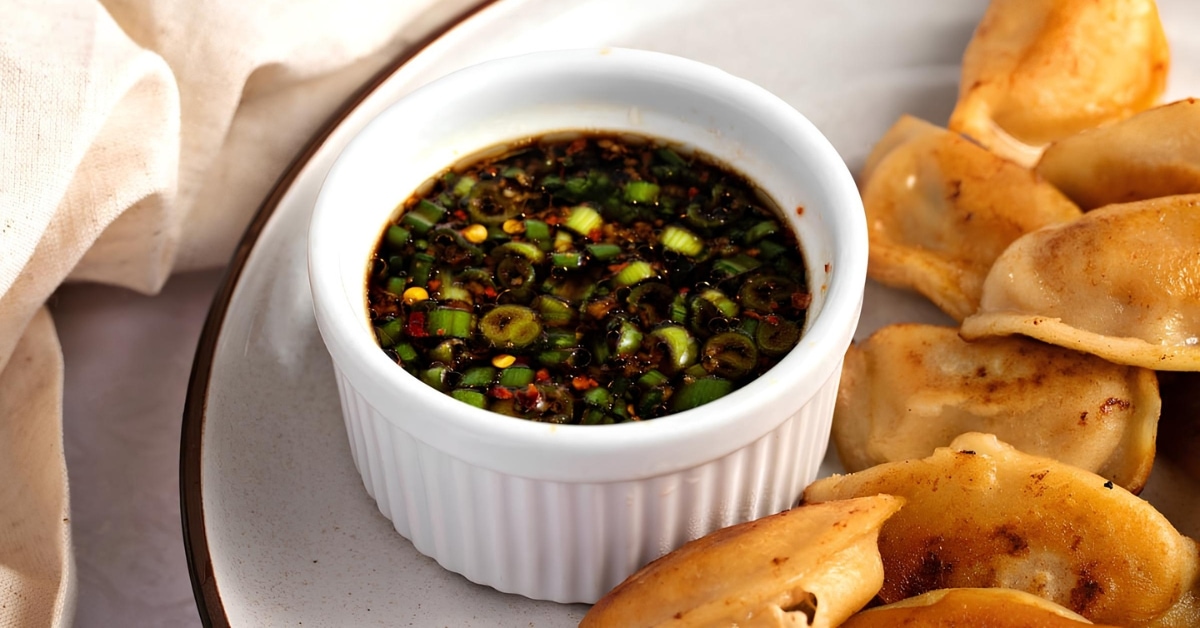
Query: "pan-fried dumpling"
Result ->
[[1037, 99, 1200, 211], [860, 115, 1081, 321], [804, 433, 1200, 627], [960, 194, 1200, 371], [840, 588, 1119, 627], [834, 324, 1159, 492], [580, 496, 904, 628], [948, 0, 1169, 167]]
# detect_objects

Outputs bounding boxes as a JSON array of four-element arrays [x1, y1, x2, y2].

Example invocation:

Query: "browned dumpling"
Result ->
[[960, 194, 1200, 371], [860, 115, 1080, 321], [804, 433, 1200, 627], [1037, 99, 1200, 211], [840, 588, 1120, 627], [948, 0, 1169, 166], [834, 324, 1160, 492], [580, 496, 904, 628]]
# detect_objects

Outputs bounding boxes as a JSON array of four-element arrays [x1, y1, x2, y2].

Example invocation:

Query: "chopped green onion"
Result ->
[[401, 199, 447, 235], [586, 243, 622, 261], [650, 325, 699, 373], [385, 277, 407, 295], [536, 349, 575, 367], [480, 305, 543, 348], [501, 166, 524, 179], [524, 219, 551, 243], [582, 386, 612, 408], [739, 317, 760, 339], [561, 171, 612, 202], [581, 408, 613, 425], [685, 202, 742, 229], [710, 254, 762, 279], [438, 282, 473, 304], [670, 377, 733, 413], [740, 274, 800, 313], [393, 341, 418, 364], [624, 181, 660, 204], [756, 318, 801, 357], [564, 205, 603, 237], [699, 288, 739, 318], [554, 229, 574, 252], [757, 239, 789, 260], [498, 366, 535, 388], [669, 294, 689, 324], [458, 366, 496, 388], [420, 366, 451, 391], [409, 253, 435, 287], [614, 260, 655, 288], [429, 338, 467, 367], [451, 389, 487, 408], [496, 256, 536, 289], [702, 332, 758, 379], [452, 175, 476, 197], [533, 295, 576, 327], [493, 241, 545, 263], [614, 320, 644, 355], [743, 220, 780, 244], [660, 224, 704, 257], [544, 329, 577, 349], [376, 319, 403, 347], [551, 252, 584, 269], [426, 308, 473, 339], [385, 225, 411, 248], [637, 369, 669, 389], [637, 388, 665, 417]]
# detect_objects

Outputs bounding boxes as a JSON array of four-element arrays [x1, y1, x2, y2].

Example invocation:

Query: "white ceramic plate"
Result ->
[[182, 0, 1200, 625]]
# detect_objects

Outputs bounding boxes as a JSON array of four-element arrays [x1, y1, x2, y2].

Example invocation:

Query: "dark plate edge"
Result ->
[[178, 4, 497, 625]]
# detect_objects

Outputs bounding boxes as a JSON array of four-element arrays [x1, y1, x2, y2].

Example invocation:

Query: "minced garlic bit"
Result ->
[[402, 286, 429, 304], [491, 354, 517, 368], [462, 223, 488, 244]]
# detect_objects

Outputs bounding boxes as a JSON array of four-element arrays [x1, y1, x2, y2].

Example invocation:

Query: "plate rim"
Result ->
[[178, 3, 497, 625]]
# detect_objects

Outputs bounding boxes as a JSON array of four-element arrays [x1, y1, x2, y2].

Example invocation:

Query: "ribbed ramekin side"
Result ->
[[331, 365, 839, 604]]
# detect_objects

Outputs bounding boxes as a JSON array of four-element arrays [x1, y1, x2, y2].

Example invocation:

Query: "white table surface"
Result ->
[[53, 270, 223, 628]]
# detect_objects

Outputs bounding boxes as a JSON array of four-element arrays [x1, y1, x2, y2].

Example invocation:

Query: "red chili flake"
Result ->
[[795, 205, 805, 216], [565, 138, 588, 155], [743, 310, 763, 320], [405, 312, 428, 338], [678, 287, 690, 294], [824, 263, 832, 273], [587, 229, 603, 241], [535, 368, 551, 383], [607, 262, 630, 273], [687, 186, 699, 199], [427, 279, 442, 291], [452, 210, 468, 222], [483, 286, 498, 299], [764, 315, 781, 325], [489, 386, 513, 400], [544, 214, 562, 225], [515, 383, 542, 408], [571, 376, 599, 390], [791, 292, 813, 309]]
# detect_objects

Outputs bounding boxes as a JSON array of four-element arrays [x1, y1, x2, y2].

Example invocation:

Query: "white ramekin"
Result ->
[[309, 48, 866, 604]]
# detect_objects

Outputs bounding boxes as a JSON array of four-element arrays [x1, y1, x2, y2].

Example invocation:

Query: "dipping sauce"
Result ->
[[366, 133, 810, 423]]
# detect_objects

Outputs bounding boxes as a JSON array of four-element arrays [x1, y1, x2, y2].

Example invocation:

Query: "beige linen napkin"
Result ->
[[0, 0, 477, 624]]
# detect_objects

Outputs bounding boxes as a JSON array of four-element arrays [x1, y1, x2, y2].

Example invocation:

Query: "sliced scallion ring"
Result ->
[[702, 332, 758, 379], [480, 305, 543, 349]]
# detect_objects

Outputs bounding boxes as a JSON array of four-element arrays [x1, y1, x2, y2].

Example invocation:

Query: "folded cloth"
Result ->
[[0, 0, 477, 624]]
